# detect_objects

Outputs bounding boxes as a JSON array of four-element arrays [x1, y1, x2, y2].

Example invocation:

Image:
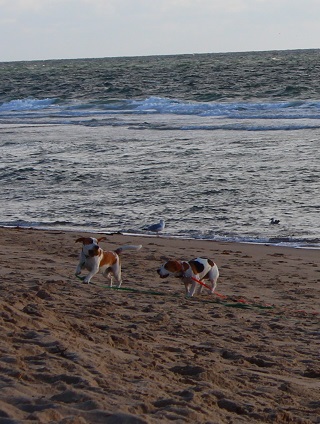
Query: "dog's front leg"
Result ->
[[187, 281, 197, 297], [184, 278, 197, 297], [75, 253, 86, 276], [75, 264, 83, 276], [83, 264, 99, 284]]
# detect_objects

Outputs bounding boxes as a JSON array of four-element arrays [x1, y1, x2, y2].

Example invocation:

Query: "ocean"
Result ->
[[1, 49, 320, 248]]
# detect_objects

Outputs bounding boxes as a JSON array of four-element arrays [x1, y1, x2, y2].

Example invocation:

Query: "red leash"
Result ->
[[191, 276, 227, 299], [191, 277, 272, 307]]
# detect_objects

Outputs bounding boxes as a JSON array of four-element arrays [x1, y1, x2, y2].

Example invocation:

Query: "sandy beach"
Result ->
[[0, 226, 319, 423]]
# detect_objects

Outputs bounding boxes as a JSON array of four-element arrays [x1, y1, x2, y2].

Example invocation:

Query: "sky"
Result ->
[[1, 0, 320, 62]]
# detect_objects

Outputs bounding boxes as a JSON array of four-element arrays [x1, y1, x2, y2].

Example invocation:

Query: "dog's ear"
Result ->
[[75, 237, 85, 243], [170, 260, 184, 272], [97, 237, 107, 243], [181, 262, 190, 272]]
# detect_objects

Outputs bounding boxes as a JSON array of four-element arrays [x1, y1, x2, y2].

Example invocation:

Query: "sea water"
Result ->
[[1, 50, 320, 247]]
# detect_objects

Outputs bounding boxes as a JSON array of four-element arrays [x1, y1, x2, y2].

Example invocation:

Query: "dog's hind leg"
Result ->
[[102, 270, 113, 287], [207, 265, 219, 293], [110, 263, 122, 288], [197, 284, 204, 295]]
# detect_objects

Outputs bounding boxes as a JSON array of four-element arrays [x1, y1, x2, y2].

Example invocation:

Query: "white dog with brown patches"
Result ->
[[157, 257, 219, 297], [75, 237, 142, 285]]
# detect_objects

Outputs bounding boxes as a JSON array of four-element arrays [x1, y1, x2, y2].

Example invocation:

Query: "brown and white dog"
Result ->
[[157, 257, 219, 297], [75, 236, 142, 285]]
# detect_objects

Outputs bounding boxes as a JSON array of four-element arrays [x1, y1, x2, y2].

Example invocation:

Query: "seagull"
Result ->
[[270, 218, 280, 225], [145, 219, 165, 235]]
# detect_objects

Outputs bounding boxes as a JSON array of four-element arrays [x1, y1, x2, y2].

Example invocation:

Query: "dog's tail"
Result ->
[[115, 245, 142, 255]]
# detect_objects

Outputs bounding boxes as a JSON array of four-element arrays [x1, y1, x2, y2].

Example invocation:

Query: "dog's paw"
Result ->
[[75, 275, 86, 281], [83, 278, 91, 284]]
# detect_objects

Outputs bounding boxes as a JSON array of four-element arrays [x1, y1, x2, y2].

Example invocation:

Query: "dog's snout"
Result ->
[[157, 269, 168, 278], [88, 245, 99, 257]]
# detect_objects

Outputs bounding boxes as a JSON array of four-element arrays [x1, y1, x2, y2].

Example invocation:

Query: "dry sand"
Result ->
[[0, 227, 319, 424]]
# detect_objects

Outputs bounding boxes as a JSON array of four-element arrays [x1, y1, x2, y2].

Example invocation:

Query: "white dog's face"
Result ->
[[83, 238, 99, 257], [76, 236, 106, 257]]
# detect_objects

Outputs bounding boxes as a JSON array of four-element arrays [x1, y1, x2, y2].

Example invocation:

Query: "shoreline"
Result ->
[[0, 226, 319, 423], [2, 224, 320, 251]]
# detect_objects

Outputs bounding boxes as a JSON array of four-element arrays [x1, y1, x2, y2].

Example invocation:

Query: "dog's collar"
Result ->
[[180, 261, 190, 278]]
